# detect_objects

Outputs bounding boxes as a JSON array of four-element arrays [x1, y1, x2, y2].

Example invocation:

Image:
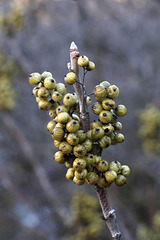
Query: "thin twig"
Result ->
[[69, 42, 121, 240]]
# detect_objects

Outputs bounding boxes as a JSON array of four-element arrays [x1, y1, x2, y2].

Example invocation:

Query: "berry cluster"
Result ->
[[28, 54, 130, 187], [138, 104, 160, 154]]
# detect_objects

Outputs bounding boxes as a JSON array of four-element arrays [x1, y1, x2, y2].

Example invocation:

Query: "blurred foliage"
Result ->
[[138, 104, 160, 154], [0, 9, 24, 37], [70, 191, 104, 240], [0, 53, 16, 109], [136, 210, 160, 240]]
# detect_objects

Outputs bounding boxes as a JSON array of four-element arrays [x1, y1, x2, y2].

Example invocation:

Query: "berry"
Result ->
[[106, 85, 119, 99], [115, 105, 127, 117], [29, 72, 41, 85], [77, 55, 89, 67], [64, 72, 76, 85]]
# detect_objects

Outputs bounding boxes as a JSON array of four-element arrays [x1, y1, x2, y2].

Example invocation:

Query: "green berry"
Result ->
[[66, 168, 75, 180], [115, 174, 126, 186], [102, 98, 115, 110], [29, 72, 41, 85], [66, 133, 79, 146], [73, 158, 87, 171], [54, 151, 65, 164], [51, 127, 64, 141], [55, 83, 66, 96], [106, 85, 119, 99], [77, 55, 89, 67], [99, 110, 112, 124], [121, 165, 130, 177], [86, 61, 95, 71], [44, 77, 56, 90], [115, 105, 127, 117], [92, 127, 104, 141], [92, 102, 103, 115], [94, 85, 106, 98], [59, 141, 72, 154], [64, 72, 76, 85], [85, 172, 99, 185], [51, 91, 63, 102], [38, 87, 50, 99], [73, 144, 87, 158], [66, 120, 80, 133], [104, 170, 117, 183], [96, 160, 109, 172], [63, 93, 76, 107]]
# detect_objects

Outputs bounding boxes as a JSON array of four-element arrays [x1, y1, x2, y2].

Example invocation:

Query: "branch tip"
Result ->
[[70, 41, 78, 51]]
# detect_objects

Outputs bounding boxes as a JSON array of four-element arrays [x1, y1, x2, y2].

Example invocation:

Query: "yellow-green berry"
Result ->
[[54, 151, 65, 164], [115, 105, 127, 117], [64, 72, 76, 85], [77, 55, 89, 67], [29, 72, 41, 85], [99, 110, 112, 124], [104, 170, 117, 183], [115, 174, 126, 186], [106, 85, 119, 99]]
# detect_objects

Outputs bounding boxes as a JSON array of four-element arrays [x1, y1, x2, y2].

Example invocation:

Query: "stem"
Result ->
[[69, 42, 121, 240]]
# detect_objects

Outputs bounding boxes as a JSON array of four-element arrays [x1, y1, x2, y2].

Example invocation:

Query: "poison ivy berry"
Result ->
[[66, 168, 75, 180], [96, 160, 109, 172], [75, 169, 88, 180], [44, 77, 57, 90], [51, 127, 64, 141], [73, 144, 87, 158], [38, 87, 50, 99], [66, 133, 79, 146], [109, 161, 121, 173], [104, 170, 117, 183], [92, 127, 104, 141], [59, 141, 73, 154], [106, 85, 119, 99], [94, 85, 106, 98], [73, 176, 85, 185], [73, 158, 87, 171], [85, 172, 99, 185], [41, 71, 52, 80], [121, 165, 130, 177], [115, 104, 127, 117], [115, 174, 126, 186], [66, 119, 80, 133], [51, 91, 63, 102], [47, 120, 56, 132], [82, 139, 93, 152], [92, 102, 103, 115], [99, 110, 112, 124], [86, 61, 95, 71], [64, 72, 76, 85], [38, 99, 52, 111], [100, 81, 110, 89], [102, 98, 115, 110], [55, 83, 66, 96], [77, 55, 89, 67], [29, 72, 41, 85], [57, 112, 70, 124], [63, 93, 76, 107], [54, 151, 65, 164]]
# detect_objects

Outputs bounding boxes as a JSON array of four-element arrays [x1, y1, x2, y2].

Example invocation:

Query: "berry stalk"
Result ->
[[69, 42, 121, 240]]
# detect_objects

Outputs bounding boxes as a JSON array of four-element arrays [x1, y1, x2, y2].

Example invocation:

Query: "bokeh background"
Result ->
[[0, 0, 160, 239]]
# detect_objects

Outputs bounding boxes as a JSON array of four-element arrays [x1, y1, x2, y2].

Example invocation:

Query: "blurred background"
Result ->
[[0, 0, 160, 239]]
